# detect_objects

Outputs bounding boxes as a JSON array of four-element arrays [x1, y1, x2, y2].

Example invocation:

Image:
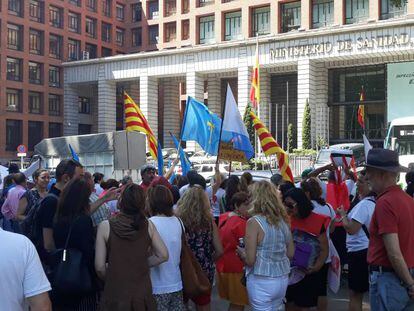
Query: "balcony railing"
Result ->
[[312, 0, 334, 28], [380, 0, 407, 19]]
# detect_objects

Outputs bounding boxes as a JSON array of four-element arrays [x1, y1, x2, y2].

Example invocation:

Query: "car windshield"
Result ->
[[395, 139, 414, 156], [316, 150, 331, 163]]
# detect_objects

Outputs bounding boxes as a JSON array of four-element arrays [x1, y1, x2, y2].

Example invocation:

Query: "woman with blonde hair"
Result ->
[[237, 181, 294, 311], [176, 186, 223, 311]]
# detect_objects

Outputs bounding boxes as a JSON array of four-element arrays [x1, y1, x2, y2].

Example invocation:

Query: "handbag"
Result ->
[[177, 217, 211, 298], [50, 220, 93, 295]]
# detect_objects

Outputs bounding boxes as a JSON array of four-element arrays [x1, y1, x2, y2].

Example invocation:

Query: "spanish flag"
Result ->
[[358, 86, 365, 129], [250, 111, 293, 183], [249, 42, 260, 108], [124, 92, 158, 160]]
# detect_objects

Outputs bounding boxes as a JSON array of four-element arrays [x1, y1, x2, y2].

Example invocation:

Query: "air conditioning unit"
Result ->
[[82, 51, 90, 60]]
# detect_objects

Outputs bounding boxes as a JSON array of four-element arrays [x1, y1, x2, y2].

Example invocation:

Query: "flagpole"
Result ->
[[216, 85, 228, 166]]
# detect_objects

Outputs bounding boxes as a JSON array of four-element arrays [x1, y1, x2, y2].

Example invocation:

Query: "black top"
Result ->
[[38, 185, 61, 229]]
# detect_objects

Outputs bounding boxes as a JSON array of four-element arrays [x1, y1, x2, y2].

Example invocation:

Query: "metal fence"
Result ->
[[258, 154, 315, 178]]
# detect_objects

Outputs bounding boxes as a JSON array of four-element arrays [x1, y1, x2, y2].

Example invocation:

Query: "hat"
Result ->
[[188, 172, 206, 190], [364, 148, 409, 173], [140, 164, 156, 175], [301, 168, 313, 179]]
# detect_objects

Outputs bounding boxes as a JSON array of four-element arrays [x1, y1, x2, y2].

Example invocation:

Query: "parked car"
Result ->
[[193, 163, 230, 183], [231, 170, 275, 182], [189, 151, 217, 164]]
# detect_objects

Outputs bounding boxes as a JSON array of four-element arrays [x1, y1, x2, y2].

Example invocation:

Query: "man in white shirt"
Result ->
[[0, 228, 51, 311]]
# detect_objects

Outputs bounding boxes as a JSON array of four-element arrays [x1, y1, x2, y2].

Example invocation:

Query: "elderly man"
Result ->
[[365, 148, 414, 310]]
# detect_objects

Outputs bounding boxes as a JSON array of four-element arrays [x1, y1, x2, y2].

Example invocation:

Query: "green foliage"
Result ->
[[316, 136, 328, 150], [302, 99, 312, 150], [243, 105, 256, 150], [287, 123, 294, 153], [291, 149, 318, 156]]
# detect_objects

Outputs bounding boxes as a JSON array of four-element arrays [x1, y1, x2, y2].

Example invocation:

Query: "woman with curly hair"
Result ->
[[176, 187, 223, 311], [237, 181, 294, 311]]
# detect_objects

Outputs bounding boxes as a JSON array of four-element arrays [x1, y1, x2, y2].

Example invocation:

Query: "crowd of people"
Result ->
[[1, 147, 414, 311]]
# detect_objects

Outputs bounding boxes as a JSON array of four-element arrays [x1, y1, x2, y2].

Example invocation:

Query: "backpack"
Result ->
[[291, 229, 321, 270]]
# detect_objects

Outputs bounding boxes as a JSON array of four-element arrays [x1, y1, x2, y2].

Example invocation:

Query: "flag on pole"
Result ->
[[170, 132, 191, 176], [358, 86, 366, 129], [181, 96, 222, 155], [222, 84, 255, 161], [69, 144, 80, 162], [157, 140, 164, 176], [363, 133, 373, 162], [124, 92, 158, 161], [249, 111, 293, 183], [249, 41, 260, 109]]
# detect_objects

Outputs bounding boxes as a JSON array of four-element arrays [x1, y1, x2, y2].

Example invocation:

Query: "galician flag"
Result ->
[[249, 41, 260, 108], [124, 92, 158, 161], [250, 111, 293, 183], [358, 86, 366, 129]]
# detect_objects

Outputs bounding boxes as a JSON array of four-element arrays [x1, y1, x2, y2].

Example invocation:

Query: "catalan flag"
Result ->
[[358, 86, 365, 129], [249, 41, 260, 108], [124, 92, 158, 160], [250, 111, 293, 183]]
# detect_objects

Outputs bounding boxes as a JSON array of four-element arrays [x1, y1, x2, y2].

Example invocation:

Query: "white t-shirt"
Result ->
[[149, 216, 183, 294], [0, 228, 51, 311], [206, 187, 225, 217], [179, 184, 190, 197], [311, 200, 335, 263], [94, 183, 104, 196], [346, 196, 376, 252]]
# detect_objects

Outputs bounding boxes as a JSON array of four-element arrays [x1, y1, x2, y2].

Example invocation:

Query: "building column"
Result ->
[[301, 0, 311, 30], [270, 1, 279, 34], [334, 0, 344, 25], [63, 83, 79, 136], [207, 76, 221, 116], [186, 71, 204, 101], [97, 79, 117, 133], [369, 0, 380, 20], [163, 79, 180, 148], [140, 75, 159, 140], [237, 46, 250, 117], [297, 59, 328, 149], [409, 0, 414, 15]]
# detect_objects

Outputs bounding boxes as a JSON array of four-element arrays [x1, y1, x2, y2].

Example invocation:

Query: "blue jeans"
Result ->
[[369, 271, 414, 311]]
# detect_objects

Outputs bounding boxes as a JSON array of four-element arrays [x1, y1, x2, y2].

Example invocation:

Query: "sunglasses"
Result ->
[[285, 202, 297, 210]]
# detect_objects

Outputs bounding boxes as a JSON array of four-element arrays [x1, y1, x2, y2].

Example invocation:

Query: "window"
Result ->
[[199, 15, 214, 44], [48, 94, 61, 116], [164, 22, 176, 42], [87, 0, 96, 11], [148, 1, 159, 19], [102, 22, 112, 42], [68, 39, 80, 61], [29, 62, 42, 84], [6, 89, 22, 112], [49, 34, 62, 59], [85, 17, 96, 38], [345, 0, 369, 24], [224, 11, 242, 41], [116, 3, 124, 20], [251, 6, 270, 36], [29, 92, 42, 114], [380, 0, 407, 19], [68, 12, 80, 33], [313, 0, 334, 28], [103, 0, 112, 17], [182, 0, 189, 13], [281, 1, 301, 32], [165, 0, 176, 17], [116, 28, 125, 46], [49, 123, 63, 138], [102, 47, 112, 57], [132, 28, 142, 46], [29, 29, 43, 55], [182, 20, 190, 40], [29, 0, 44, 23], [149, 25, 159, 44], [28, 121, 43, 151], [85, 43, 97, 59], [7, 24, 23, 50], [132, 3, 142, 21], [69, 0, 81, 6], [8, 0, 23, 16], [79, 97, 91, 114], [49, 6, 63, 28], [6, 120, 23, 151], [49, 66, 61, 87], [198, 0, 214, 7], [78, 124, 92, 135], [7, 57, 22, 81]]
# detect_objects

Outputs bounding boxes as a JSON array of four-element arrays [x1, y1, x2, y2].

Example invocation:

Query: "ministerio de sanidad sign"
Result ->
[[270, 33, 411, 59]]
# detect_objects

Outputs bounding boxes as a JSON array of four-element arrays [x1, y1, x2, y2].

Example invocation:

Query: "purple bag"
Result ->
[[292, 242, 312, 269]]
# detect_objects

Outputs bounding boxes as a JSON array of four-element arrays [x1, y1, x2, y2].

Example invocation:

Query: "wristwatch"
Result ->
[[405, 283, 414, 291]]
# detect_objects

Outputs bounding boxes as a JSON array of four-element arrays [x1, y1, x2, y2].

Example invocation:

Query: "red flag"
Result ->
[[249, 42, 260, 108], [358, 86, 365, 129]]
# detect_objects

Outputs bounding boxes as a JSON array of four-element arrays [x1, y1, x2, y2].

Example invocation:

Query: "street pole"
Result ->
[[286, 81, 289, 130], [282, 104, 285, 150], [275, 103, 278, 143]]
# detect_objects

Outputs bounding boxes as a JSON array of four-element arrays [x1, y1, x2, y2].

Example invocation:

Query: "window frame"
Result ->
[[29, 29, 43, 55], [7, 23, 23, 51], [49, 5, 63, 28], [281, 1, 302, 33], [49, 65, 61, 87], [49, 33, 62, 59], [251, 6, 270, 37], [68, 11, 81, 33], [6, 57, 22, 81], [199, 15, 215, 44], [68, 39, 80, 61], [6, 119, 23, 152], [116, 3, 125, 20], [312, 0, 334, 28], [6, 89, 22, 112], [224, 11, 242, 41], [29, 0, 44, 23], [132, 28, 142, 47], [78, 97, 91, 114], [28, 91, 43, 114], [29, 61, 43, 84], [28, 121, 44, 151], [48, 94, 61, 116]]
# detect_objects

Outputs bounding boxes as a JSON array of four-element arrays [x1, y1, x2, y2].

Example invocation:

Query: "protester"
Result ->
[[222, 175, 240, 212], [84, 172, 111, 227], [206, 168, 226, 223], [100, 179, 119, 214], [283, 188, 329, 311], [1, 172, 27, 221], [176, 187, 223, 310], [236, 181, 294, 311], [239, 172, 253, 192], [301, 177, 336, 311], [337, 170, 375, 311], [140, 164, 157, 192], [365, 149, 414, 310], [406, 170, 414, 198], [148, 185, 185, 311], [0, 228, 51, 311], [270, 173, 284, 187], [217, 192, 251, 310], [93, 172, 104, 195], [95, 183, 168, 311], [16, 169, 50, 237], [120, 175, 133, 187], [52, 178, 98, 309], [8, 162, 20, 174]]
